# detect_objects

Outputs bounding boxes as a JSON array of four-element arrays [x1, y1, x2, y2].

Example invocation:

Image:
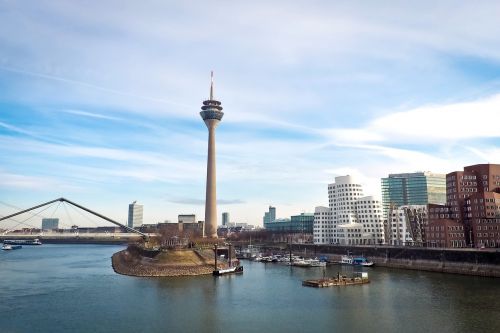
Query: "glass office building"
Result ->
[[381, 172, 446, 215]]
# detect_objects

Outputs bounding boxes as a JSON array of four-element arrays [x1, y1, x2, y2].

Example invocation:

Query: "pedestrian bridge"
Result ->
[[0, 197, 147, 239]]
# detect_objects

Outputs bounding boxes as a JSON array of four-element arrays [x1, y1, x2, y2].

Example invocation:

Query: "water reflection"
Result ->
[[0, 246, 499, 333]]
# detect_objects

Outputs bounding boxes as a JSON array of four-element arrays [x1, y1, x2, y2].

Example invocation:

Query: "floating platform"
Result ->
[[302, 272, 370, 288]]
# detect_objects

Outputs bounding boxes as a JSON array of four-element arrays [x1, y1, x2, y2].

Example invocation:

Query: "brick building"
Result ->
[[431, 164, 500, 248]]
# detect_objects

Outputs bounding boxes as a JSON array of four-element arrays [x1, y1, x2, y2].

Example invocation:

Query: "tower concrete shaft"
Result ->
[[200, 72, 224, 238]]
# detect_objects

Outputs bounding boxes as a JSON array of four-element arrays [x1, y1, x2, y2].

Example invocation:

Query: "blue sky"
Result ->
[[1, 1, 500, 228]]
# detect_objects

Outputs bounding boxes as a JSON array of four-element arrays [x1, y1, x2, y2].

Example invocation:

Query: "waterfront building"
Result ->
[[426, 164, 500, 248], [264, 213, 314, 243], [127, 201, 143, 228], [385, 205, 427, 246], [200, 72, 224, 238], [222, 212, 229, 226], [354, 196, 385, 245], [426, 204, 466, 248], [41, 218, 59, 230], [314, 175, 384, 245], [313, 206, 332, 244], [381, 172, 446, 216]]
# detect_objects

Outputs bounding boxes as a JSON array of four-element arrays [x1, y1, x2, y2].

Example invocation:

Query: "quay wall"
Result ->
[[0, 234, 140, 245], [284, 244, 500, 277]]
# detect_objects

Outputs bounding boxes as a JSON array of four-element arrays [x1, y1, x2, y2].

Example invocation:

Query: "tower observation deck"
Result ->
[[200, 72, 224, 238]]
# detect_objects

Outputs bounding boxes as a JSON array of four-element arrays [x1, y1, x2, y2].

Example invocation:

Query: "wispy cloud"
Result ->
[[60, 109, 123, 121], [1, 1, 500, 225]]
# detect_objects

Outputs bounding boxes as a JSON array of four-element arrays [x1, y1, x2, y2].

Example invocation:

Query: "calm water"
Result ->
[[0, 244, 499, 333]]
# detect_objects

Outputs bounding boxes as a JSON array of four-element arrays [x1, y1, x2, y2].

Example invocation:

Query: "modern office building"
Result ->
[[222, 212, 229, 226], [41, 218, 59, 230], [381, 172, 446, 215], [200, 72, 224, 238], [264, 213, 314, 234], [314, 175, 385, 245], [127, 201, 143, 229], [263, 206, 276, 225]]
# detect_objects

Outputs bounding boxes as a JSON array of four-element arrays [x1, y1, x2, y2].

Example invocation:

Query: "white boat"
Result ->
[[341, 255, 374, 267], [2, 244, 22, 250], [292, 258, 326, 267], [213, 265, 244, 276]]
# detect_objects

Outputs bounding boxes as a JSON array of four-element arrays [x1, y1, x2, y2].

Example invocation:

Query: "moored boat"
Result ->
[[213, 265, 244, 276], [2, 244, 22, 250], [3, 238, 42, 245], [303, 272, 370, 288], [341, 255, 374, 267]]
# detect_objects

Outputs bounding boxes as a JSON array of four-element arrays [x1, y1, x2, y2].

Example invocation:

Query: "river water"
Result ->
[[0, 244, 499, 333]]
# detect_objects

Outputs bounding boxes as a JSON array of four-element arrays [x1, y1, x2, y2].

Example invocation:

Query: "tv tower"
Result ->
[[200, 71, 224, 238]]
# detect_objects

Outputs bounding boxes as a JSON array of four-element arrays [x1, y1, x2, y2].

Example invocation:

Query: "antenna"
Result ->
[[210, 70, 214, 100]]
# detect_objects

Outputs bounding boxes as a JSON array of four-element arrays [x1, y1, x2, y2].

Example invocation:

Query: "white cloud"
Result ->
[[328, 93, 500, 144]]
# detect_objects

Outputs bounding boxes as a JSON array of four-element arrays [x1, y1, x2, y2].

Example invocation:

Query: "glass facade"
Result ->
[[264, 213, 314, 233], [381, 172, 446, 215]]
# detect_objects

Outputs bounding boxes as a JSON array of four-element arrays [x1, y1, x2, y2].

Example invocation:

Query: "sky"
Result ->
[[1, 1, 500, 228]]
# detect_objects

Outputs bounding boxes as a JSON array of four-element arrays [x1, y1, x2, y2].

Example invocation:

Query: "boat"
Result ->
[[303, 272, 370, 288], [291, 258, 327, 267], [352, 257, 374, 267], [213, 265, 244, 276], [2, 244, 22, 250], [341, 255, 374, 267], [213, 243, 244, 276], [3, 238, 42, 245], [237, 245, 261, 259]]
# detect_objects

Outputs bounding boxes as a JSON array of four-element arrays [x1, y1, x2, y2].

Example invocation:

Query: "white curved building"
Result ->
[[314, 175, 385, 245]]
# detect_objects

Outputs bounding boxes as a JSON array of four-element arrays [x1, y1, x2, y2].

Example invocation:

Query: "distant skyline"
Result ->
[[1, 1, 500, 228]]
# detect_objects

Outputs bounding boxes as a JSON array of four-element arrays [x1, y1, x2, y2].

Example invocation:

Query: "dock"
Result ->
[[302, 272, 370, 288]]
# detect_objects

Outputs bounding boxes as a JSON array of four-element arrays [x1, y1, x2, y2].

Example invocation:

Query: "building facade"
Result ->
[[447, 164, 500, 247], [263, 206, 276, 225], [385, 205, 427, 246], [264, 213, 314, 234], [314, 175, 385, 245], [313, 206, 332, 244], [42, 218, 59, 230], [222, 212, 229, 226], [127, 201, 143, 228], [381, 172, 446, 215]]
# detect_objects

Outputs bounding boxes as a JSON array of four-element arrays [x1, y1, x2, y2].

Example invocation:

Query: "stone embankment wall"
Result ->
[[112, 245, 218, 277], [289, 244, 500, 278]]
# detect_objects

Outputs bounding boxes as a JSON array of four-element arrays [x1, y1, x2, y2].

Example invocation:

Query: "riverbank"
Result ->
[[111, 246, 219, 277], [256, 244, 500, 278]]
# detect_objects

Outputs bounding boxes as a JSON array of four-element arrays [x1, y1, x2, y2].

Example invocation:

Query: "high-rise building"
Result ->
[[200, 72, 224, 238], [42, 218, 59, 230], [314, 175, 384, 245], [127, 201, 143, 228], [222, 212, 229, 226], [263, 206, 276, 224], [381, 172, 446, 215]]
